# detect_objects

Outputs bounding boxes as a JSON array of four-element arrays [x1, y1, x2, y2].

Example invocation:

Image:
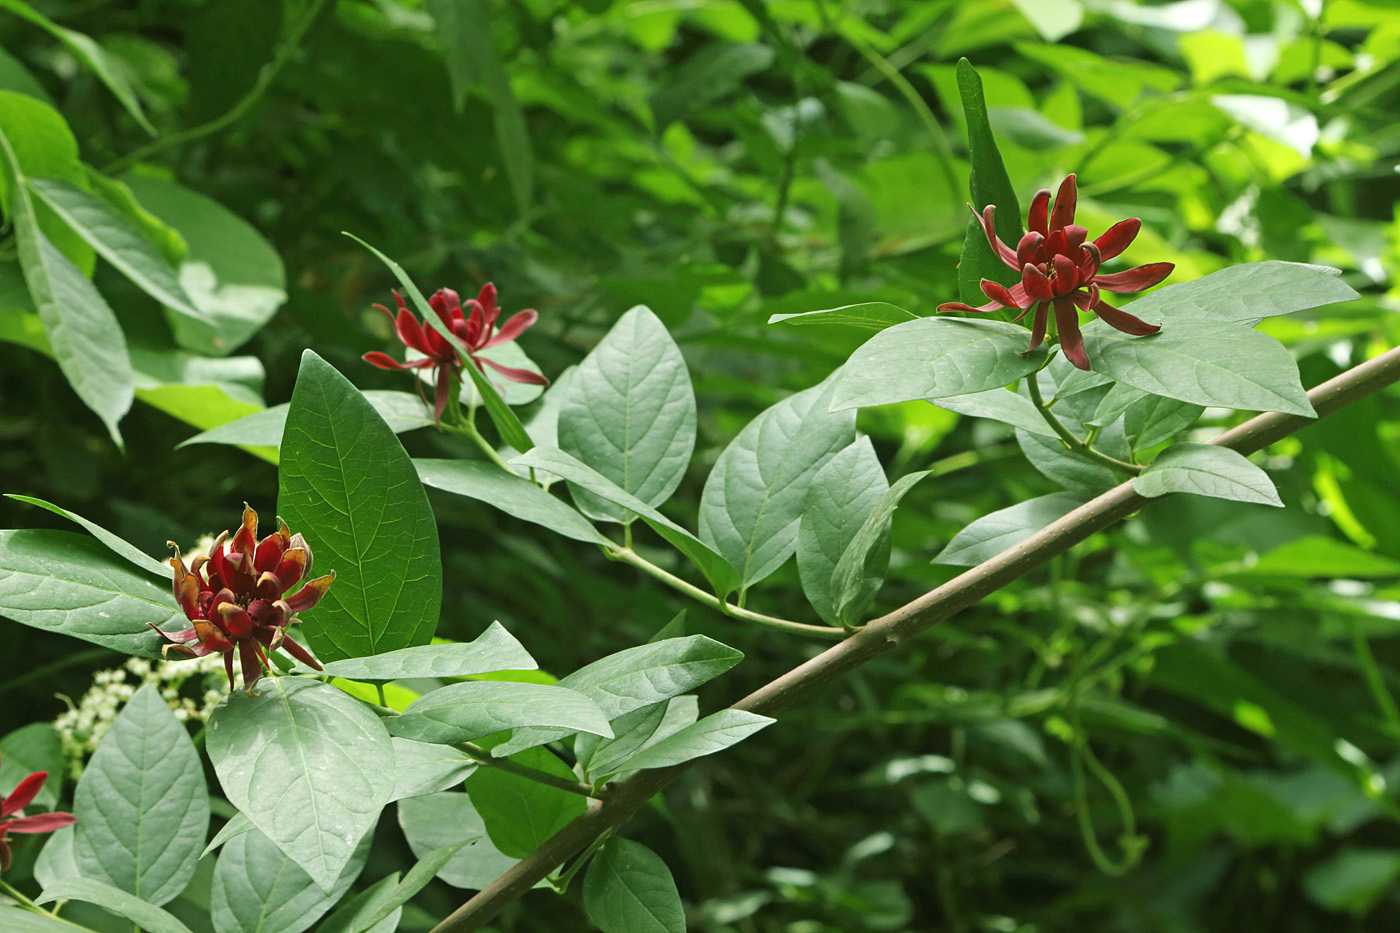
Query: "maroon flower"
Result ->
[[363, 283, 548, 424], [0, 756, 76, 873], [937, 174, 1174, 370], [149, 505, 333, 695]]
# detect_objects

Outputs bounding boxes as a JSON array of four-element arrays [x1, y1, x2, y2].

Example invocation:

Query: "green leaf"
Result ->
[[1016, 424, 1131, 495], [768, 302, 919, 331], [0, 0, 156, 134], [209, 825, 371, 933], [465, 746, 587, 859], [1304, 848, 1400, 917], [583, 838, 686, 933], [386, 681, 613, 745], [345, 233, 534, 453], [511, 447, 739, 596], [576, 702, 670, 780], [931, 386, 1057, 437], [316, 873, 402, 933], [936, 493, 1087, 566], [0, 723, 64, 811], [833, 319, 1045, 411], [0, 530, 178, 657], [33, 826, 77, 890], [1087, 382, 1148, 427], [797, 438, 889, 625], [427, 0, 533, 217], [72, 683, 208, 905], [318, 622, 535, 682], [1133, 443, 1283, 507], [1117, 261, 1357, 326], [492, 636, 744, 757], [278, 351, 441, 662], [201, 812, 254, 860], [35, 878, 194, 933], [206, 677, 394, 893], [1084, 320, 1315, 416], [0, 905, 93, 933], [650, 43, 775, 128], [29, 178, 203, 322], [617, 709, 773, 772], [397, 792, 522, 891], [558, 306, 696, 524], [0, 128, 132, 447], [699, 372, 856, 589], [415, 457, 607, 546], [388, 738, 476, 802], [955, 58, 1022, 307], [1010, 0, 1084, 41], [5, 494, 169, 577], [1245, 536, 1400, 579], [180, 391, 434, 452], [831, 470, 930, 626], [1124, 394, 1204, 451]]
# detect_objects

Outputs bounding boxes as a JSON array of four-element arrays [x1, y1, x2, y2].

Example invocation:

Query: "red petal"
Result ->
[[6, 811, 76, 833], [1049, 174, 1077, 233], [979, 278, 1018, 308], [476, 283, 500, 329], [239, 642, 264, 695], [1016, 232, 1044, 269], [483, 310, 538, 348], [1093, 218, 1141, 261], [1092, 262, 1174, 293], [284, 573, 335, 614], [975, 204, 1019, 269], [218, 604, 255, 639], [1063, 224, 1087, 252], [274, 547, 308, 592], [1, 772, 48, 817], [1052, 254, 1079, 296], [480, 356, 550, 386], [1091, 295, 1161, 336], [1026, 303, 1049, 352], [395, 307, 433, 356], [936, 301, 1001, 314], [279, 634, 323, 671], [1022, 264, 1054, 303], [433, 370, 452, 424], [1027, 188, 1051, 235], [363, 351, 411, 371], [1053, 296, 1090, 370]]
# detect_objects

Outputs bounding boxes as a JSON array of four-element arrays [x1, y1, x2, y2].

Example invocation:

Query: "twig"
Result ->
[[459, 742, 600, 799], [1026, 375, 1141, 475], [429, 345, 1400, 933]]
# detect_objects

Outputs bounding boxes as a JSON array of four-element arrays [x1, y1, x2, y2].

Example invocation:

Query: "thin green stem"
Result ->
[[442, 418, 516, 473], [605, 546, 849, 640], [458, 743, 600, 799], [1352, 620, 1400, 741], [376, 683, 388, 708], [103, 0, 330, 174], [1025, 377, 1141, 476], [1069, 729, 1146, 876]]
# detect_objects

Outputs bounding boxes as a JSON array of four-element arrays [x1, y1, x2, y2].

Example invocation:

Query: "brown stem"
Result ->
[[430, 346, 1400, 933]]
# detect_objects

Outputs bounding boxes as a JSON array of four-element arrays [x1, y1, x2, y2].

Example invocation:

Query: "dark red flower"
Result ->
[[0, 756, 76, 873], [149, 505, 333, 695], [363, 283, 548, 423], [937, 174, 1173, 370]]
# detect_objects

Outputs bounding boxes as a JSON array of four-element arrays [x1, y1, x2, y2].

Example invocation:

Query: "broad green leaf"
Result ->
[[0, 91, 87, 268], [936, 493, 1087, 566], [181, 391, 435, 451], [1088, 383, 1148, 427], [1083, 321, 1314, 416], [5, 494, 169, 577], [316, 873, 402, 933], [201, 812, 254, 859], [617, 709, 774, 772], [279, 351, 441, 661], [931, 386, 1057, 436], [699, 372, 856, 588], [0, 128, 132, 446], [0, 0, 155, 134], [1133, 443, 1283, 507], [83, 169, 186, 266], [492, 636, 743, 757], [428, 0, 533, 217], [514, 364, 575, 483], [1304, 848, 1400, 916], [465, 746, 587, 859], [0, 530, 178, 657], [206, 677, 394, 893], [397, 792, 523, 891], [33, 826, 77, 890], [559, 305, 696, 524], [1245, 536, 1400, 579], [650, 43, 774, 128], [583, 838, 685, 933], [768, 301, 919, 330], [415, 458, 607, 547], [797, 438, 889, 625], [121, 175, 287, 356], [1116, 261, 1357, 326], [1016, 424, 1132, 495], [1124, 394, 1204, 451], [35, 878, 193, 933], [0, 723, 64, 810], [512, 447, 738, 595], [345, 234, 533, 453], [576, 701, 670, 780], [0, 905, 90, 933], [210, 826, 371, 933], [955, 58, 1022, 307], [318, 622, 535, 681], [386, 681, 613, 745], [1010, 0, 1083, 41], [72, 684, 208, 905], [388, 738, 476, 802], [831, 470, 930, 626], [833, 319, 1046, 411], [29, 178, 202, 322]]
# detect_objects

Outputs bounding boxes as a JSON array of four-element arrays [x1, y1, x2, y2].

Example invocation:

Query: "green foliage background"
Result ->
[[3, 0, 1400, 930]]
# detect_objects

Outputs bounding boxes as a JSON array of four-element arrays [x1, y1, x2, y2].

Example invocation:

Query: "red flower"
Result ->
[[363, 283, 548, 423], [0, 756, 76, 873], [149, 505, 333, 695], [937, 174, 1174, 370]]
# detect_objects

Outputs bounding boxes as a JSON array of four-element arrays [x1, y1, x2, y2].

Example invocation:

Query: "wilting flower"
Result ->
[[937, 174, 1174, 370], [149, 505, 333, 695], [363, 283, 548, 423], [0, 756, 76, 873]]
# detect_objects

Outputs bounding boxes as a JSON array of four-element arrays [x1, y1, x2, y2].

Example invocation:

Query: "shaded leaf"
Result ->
[[318, 622, 535, 681], [1133, 443, 1283, 507], [416, 458, 607, 546], [936, 493, 1087, 566], [387, 681, 613, 746], [583, 838, 685, 933]]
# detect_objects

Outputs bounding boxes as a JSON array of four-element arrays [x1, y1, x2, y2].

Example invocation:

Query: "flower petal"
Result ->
[[1054, 296, 1090, 370], [363, 351, 412, 371], [1025, 303, 1049, 352], [6, 811, 76, 834], [1049, 174, 1077, 233], [936, 301, 1001, 314], [395, 307, 433, 356], [1052, 254, 1079, 296], [1093, 218, 1140, 261], [1, 771, 48, 818], [483, 309, 538, 348], [1016, 231, 1045, 269], [480, 356, 550, 385], [1091, 294, 1162, 336], [283, 573, 335, 614], [239, 642, 264, 695], [1027, 188, 1051, 235], [1022, 264, 1055, 303], [974, 204, 1019, 269], [476, 283, 500, 330], [1092, 262, 1174, 294], [279, 634, 323, 671], [217, 604, 255, 639], [980, 278, 1019, 308], [433, 369, 452, 425]]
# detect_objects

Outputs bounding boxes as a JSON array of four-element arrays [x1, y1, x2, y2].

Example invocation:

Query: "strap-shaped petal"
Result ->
[[1, 771, 48, 817], [483, 309, 538, 348], [283, 573, 335, 614], [1052, 254, 1079, 296], [480, 355, 550, 386], [1027, 188, 1051, 235], [1053, 296, 1090, 370], [1092, 262, 1174, 293], [1087, 291, 1161, 336], [1025, 303, 1049, 352], [1023, 263, 1055, 302], [974, 204, 1019, 269], [5, 811, 75, 834], [1016, 231, 1045, 268], [1092, 218, 1141, 261], [1049, 174, 1077, 233], [979, 278, 1019, 308]]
